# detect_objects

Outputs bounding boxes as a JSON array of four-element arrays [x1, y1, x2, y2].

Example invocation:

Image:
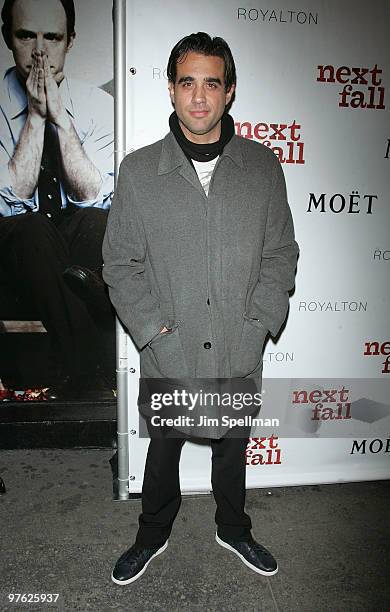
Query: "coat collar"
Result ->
[[157, 129, 244, 176]]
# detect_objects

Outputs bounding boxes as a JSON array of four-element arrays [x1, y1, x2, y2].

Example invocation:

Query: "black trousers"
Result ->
[[0, 208, 114, 382], [135, 421, 252, 548]]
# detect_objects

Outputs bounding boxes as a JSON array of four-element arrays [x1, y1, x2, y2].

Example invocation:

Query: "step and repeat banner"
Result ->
[[121, 0, 390, 492], [0, 0, 115, 405]]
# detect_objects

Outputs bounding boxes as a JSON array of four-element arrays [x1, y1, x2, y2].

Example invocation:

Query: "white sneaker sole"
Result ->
[[215, 533, 278, 576], [111, 540, 168, 585]]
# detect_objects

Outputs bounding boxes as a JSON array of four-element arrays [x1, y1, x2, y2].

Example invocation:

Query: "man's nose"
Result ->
[[32, 34, 47, 57], [192, 83, 206, 104]]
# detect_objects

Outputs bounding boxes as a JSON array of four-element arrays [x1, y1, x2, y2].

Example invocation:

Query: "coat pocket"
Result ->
[[231, 314, 268, 378], [148, 322, 189, 378]]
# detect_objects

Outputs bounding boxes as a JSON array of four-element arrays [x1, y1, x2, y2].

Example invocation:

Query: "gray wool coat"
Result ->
[[102, 131, 299, 437]]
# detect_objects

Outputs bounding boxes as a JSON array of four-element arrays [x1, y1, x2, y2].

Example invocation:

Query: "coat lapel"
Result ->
[[157, 132, 206, 198], [157, 131, 245, 202]]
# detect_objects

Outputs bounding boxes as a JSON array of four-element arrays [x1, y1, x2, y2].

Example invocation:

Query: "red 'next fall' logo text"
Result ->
[[235, 121, 305, 164], [292, 386, 351, 421], [246, 435, 281, 465], [316, 64, 385, 110], [364, 341, 390, 373]]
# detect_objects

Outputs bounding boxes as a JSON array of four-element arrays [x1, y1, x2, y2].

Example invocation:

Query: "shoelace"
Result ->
[[121, 546, 158, 566], [249, 540, 270, 556]]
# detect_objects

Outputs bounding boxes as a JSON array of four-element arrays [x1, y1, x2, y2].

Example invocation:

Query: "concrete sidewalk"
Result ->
[[0, 449, 389, 611]]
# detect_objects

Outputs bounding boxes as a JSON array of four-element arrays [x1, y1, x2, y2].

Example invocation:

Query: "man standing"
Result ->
[[103, 32, 299, 583], [0, 0, 114, 398]]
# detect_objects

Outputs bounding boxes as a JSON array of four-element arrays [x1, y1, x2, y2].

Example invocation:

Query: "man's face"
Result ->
[[168, 51, 235, 144], [9, 0, 74, 82]]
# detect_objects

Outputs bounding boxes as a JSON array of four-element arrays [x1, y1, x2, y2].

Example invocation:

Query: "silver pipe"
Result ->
[[113, 0, 129, 500]]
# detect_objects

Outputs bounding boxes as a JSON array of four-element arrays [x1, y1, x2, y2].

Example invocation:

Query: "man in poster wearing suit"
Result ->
[[103, 32, 299, 583], [0, 0, 114, 399]]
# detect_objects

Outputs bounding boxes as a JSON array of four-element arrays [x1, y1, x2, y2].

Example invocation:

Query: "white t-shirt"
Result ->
[[192, 157, 219, 196]]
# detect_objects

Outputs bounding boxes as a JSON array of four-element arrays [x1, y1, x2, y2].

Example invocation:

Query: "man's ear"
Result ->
[[225, 83, 235, 106], [168, 80, 175, 105], [66, 31, 75, 52]]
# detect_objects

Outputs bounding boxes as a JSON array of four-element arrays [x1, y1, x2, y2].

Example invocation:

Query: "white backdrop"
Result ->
[[120, 0, 390, 492]]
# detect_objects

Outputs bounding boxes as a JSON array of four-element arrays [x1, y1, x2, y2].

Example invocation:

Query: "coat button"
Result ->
[[207, 298, 210, 305], [203, 342, 211, 349]]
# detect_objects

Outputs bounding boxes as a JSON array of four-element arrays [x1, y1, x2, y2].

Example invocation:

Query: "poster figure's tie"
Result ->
[[37, 121, 62, 222]]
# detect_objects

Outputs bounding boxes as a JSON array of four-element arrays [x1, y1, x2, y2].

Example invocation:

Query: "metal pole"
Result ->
[[113, 0, 129, 500]]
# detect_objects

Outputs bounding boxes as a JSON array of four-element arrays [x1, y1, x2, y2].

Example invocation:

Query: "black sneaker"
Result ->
[[111, 541, 168, 585], [215, 533, 278, 576]]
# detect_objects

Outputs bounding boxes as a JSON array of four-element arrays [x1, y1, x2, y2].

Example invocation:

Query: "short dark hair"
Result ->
[[167, 32, 236, 93], [1, 0, 76, 48]]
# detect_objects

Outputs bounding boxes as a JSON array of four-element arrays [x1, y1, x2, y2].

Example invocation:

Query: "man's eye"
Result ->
[[207, 83, 217, 89], [17, 33, 34, 40], [182, 82, 192, 87], [45, 34, 62, 41]]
